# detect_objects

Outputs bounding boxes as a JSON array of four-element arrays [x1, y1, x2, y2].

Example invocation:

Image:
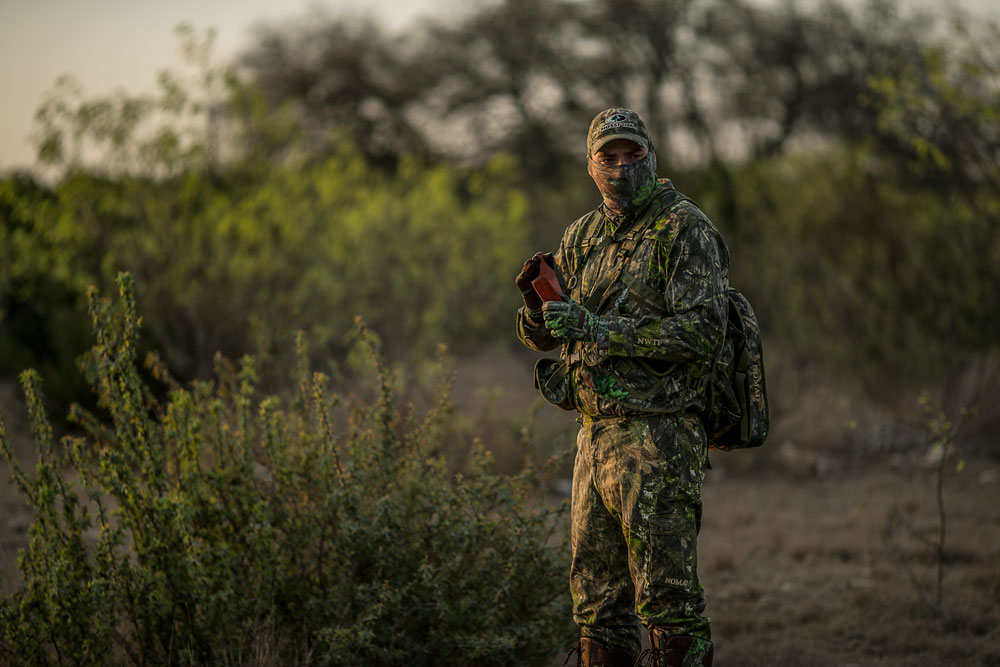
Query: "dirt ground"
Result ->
[[697, 455, 1000, 667]]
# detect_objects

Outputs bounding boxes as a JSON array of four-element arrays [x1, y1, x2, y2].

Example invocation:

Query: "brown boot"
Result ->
[[645, 631, 714, 667], [564, 637, 637, 667]]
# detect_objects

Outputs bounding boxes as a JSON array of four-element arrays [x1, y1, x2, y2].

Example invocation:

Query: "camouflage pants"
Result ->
[[570, 412, 711, 657]]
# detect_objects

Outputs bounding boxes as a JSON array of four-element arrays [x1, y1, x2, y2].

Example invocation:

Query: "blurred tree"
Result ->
[[698, 0, 933, 158], [238, 0, 938, 170], [32, 24, 232, 179], [0, 173, 94, 412], [242, 12, 434, 168], [412, 0, 588, 172], [866, 18, 1000, 191], [863, 16, 1000, 411]]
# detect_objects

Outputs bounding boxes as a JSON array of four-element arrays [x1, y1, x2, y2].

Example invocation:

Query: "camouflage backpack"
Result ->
[[703, 288, 769, 450]]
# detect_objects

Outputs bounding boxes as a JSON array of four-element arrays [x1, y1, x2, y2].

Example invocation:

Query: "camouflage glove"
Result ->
[[541, 300, 612, 343]]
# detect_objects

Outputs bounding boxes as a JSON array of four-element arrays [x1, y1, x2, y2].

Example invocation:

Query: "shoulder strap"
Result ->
[[567, 210, 602, 275], [580, 222, 647, 312]]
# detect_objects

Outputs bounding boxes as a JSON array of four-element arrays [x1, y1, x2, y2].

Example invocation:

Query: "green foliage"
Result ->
[[0, 174, 96, 412], [0, 274, 569, 666], [865, 20, 1000, 189], [684, 144, 1000, 394], [0, 146, 531, 392]]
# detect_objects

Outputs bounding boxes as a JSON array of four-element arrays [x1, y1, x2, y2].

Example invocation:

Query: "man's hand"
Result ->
[[515, 253, 555, 310], [542, 300, 609, 343]]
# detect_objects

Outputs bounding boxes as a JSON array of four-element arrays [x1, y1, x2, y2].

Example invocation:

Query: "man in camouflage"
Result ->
[[515, 108, 727, 667]]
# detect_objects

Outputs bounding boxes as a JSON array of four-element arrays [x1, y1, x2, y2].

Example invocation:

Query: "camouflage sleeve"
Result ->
[[606, 218, 727, 371], [516, 305, 561, 351]]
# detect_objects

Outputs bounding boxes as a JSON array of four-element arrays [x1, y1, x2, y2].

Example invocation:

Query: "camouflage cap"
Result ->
[[587, 108, 651, 155]]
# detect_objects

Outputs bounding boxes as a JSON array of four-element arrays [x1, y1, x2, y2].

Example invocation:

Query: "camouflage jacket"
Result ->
[[516, 180, 730, 418]]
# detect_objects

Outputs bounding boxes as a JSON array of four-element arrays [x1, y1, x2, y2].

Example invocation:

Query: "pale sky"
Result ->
[[0, 0, 451, 172], [1, 0, 997, 174]]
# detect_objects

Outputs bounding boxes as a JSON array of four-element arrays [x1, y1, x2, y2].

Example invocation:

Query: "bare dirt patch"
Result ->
[[696, 458, 1000, 666]]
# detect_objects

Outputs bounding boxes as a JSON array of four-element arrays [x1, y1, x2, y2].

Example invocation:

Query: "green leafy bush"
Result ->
[[0, 274, 570, 666], [682, 144, 1000, 394], [0, 146, 532, 406]]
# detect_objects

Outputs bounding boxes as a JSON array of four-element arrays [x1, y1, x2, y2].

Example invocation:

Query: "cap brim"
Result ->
[[590, 132, 649, 154]]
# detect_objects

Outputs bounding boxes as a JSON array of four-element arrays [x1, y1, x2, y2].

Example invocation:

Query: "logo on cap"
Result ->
[[596, 110, 640, 137], [588, 107, 650, 154]]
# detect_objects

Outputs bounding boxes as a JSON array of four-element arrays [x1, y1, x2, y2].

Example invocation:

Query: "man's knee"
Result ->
[[635, 497, 703, 607]]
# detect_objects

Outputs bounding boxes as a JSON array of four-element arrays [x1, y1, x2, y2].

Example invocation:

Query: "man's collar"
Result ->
[[598, 202, 628, 227]]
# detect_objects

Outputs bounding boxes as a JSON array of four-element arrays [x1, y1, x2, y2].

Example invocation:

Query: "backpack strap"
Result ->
[[583, 225, 646, 314], [565, 211, 603, 300], [732, 343, 752, 443]]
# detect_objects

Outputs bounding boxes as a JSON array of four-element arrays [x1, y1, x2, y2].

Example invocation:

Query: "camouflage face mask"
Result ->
[[587, 149, 658, 215]]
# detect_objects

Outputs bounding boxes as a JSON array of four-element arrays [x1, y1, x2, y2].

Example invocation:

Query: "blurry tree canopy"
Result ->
[[239, 0, 939, 168], [865, 19, 1000, 191]]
